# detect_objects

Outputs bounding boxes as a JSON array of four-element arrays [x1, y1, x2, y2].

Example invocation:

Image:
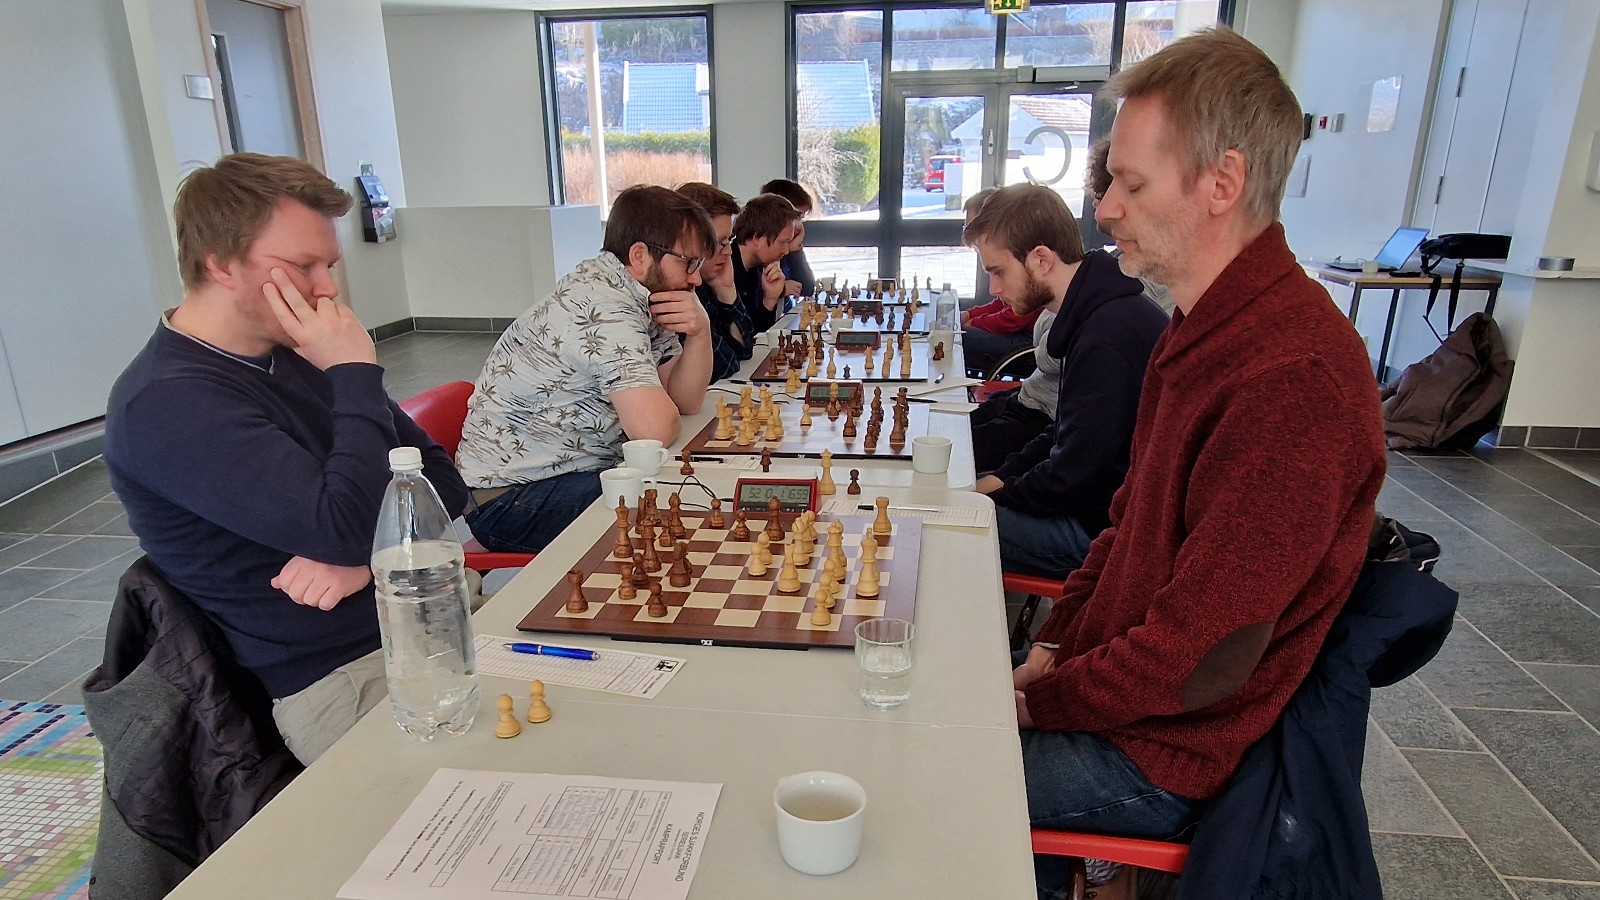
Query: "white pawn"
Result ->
[[751, 532, 771, 576]]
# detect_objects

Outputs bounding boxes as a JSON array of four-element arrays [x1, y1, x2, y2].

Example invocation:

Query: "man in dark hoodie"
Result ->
[[967, 184, 1168, 579]]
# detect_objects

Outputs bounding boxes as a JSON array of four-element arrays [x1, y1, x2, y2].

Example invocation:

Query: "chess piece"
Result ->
[[843, 365, 851, 380], [765, 497, 786, 542], [863, 428, 878, 454], [842, 411, 857, 438], [776, 543, 803, 593], [900, 351, 912, 378], [680, 449, 695, 475], [731, 509, 751, 541], [760, 447, 772, 473], [806, 355, 819, 378], [526, 681, 552, 723], [786, 367, 801, 394], [613, 516, 633, 559], [669, 541, 692, 587], [495, 694, 521, 738], [764, 416, 782, 442], [856, 536, 880, 598], [715, 408, 734, 440], [826, 348, 836, 379], [933, 341, 945, 361], [819, 449, 836, 495], [863, 350, 874, 373], [889, 421, 907, 447], [825, 398, 840, 419], [565, 570, 588, 614], [751, 533, 771, 576], [668, 506, 687, 541], [848, 469, 861, 495], [617, 559, 637, 600], [646, 580, 668, 617], [809, 595, 832, 627], [658, 520, 675, 549], [873, 496, 893, 535], [708, 498, 725, 528], [736, 418, 756, 446], [630, 552, 650, 586], [799, 403, 812, 427], [642, 538, 661, 573]]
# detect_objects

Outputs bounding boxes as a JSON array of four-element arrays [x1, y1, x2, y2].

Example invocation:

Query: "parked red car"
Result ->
[[924, 155, 961, 192]]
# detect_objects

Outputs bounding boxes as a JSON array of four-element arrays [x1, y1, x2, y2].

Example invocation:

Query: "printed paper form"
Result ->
[[820, 498, 993, 529], [338, 769, 721, 900], [474, 636, 685, 699]]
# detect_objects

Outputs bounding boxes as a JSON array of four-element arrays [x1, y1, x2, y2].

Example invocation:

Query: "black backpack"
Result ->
[[1369, 515, 1441, 573], [1418, 233, 1511, 338]]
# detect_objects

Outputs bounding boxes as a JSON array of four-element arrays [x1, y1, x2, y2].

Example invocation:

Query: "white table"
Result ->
[[164, 479, 1035, 898]]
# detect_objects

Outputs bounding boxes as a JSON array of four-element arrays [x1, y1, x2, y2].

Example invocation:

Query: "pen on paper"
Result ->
[[503, 642, 598, 661]]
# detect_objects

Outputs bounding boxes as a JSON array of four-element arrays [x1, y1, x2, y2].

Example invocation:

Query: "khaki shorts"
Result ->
[[271, 648, 388, 766]]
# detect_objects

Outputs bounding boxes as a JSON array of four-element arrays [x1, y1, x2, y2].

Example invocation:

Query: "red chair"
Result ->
[[399, 381, 536, 575], [1031, 829, 1188, 900], [1003, 572, 1066, 651]]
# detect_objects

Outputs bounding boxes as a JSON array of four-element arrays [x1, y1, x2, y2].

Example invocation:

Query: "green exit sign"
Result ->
[[988, 0, 1029, 12]]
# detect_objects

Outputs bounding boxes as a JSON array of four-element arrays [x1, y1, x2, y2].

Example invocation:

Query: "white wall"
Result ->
[[400, 206, 600, 318], [710, 1, 787, 200], [1232, 0, 1300, 70], [384, 12, 550, 208]]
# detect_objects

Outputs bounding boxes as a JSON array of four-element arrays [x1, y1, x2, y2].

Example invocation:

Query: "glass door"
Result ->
[[998, 83, 1113, 249]]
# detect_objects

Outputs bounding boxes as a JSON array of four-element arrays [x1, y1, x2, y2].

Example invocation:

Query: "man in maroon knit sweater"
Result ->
[[1010, 29, 1386, 899]]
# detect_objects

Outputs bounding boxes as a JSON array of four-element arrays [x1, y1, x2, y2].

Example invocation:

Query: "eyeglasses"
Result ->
[[646, 244, 705, 275]]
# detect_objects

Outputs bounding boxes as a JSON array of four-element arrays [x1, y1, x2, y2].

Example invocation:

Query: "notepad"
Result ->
[[474, 635, 685, 699], [820, 499, 993, 528]]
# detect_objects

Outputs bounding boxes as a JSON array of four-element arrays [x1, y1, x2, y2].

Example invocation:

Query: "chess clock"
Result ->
[[803, 381, 863, 405], [733, 478, 820, 513], [835, 330, 881, 350], [848, 299, 884, 317]]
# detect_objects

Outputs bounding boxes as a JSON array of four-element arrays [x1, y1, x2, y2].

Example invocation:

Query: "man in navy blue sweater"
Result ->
[[967, 185, 1168, 579], [105, 153, 468, 765]]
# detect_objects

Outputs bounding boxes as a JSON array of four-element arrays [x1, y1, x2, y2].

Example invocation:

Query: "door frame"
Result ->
[[194, 0, 325, 169]]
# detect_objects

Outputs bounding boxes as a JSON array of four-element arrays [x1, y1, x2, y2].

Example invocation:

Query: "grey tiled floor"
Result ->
[[2, 331, 1599, 898]]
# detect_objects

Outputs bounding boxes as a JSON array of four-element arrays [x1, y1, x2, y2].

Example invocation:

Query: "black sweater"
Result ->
[[105, 325, 467, 698], [991, 250, 1168, 533]]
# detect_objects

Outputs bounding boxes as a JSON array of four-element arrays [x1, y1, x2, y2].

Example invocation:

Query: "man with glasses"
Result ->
[[456, 186, 715, 552], [731, 193, 805, 333], [676, 182, 752, 381]]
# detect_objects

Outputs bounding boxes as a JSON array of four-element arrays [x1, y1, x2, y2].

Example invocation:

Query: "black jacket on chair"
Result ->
[[82, 556, 303, 900], [1176, 560, 1459, 900]]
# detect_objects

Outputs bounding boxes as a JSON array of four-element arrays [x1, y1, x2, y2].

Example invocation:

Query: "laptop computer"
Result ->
[[1327, 226, 1428, 272]]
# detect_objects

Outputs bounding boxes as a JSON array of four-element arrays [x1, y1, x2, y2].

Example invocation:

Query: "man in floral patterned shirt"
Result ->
[[457, 186, 716, 552]]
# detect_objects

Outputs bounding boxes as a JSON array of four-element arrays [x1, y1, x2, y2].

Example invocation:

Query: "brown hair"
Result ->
[[173, 153, 351, 290], [732, 193, 802, 244], [758, 178, 815, 213], [602, 185, 716, 261], [963, 187, 999, 216], [1085, 139, 1112, 202], [1105, 27, 1301, 223], [675, 182, 740, 218], [963, 184, 1084, 266]]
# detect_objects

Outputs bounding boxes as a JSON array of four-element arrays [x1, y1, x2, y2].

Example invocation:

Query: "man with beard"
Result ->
[[730, 193, 804, 333], [676, 182, 752, 381], [967, 184, 1167, 580], [457, 186, 715, 552]]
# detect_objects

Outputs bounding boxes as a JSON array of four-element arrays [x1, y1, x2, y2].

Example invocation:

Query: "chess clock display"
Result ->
[[848, 299, 884, 317], [803, 381, 863, 405], [835, 330, 881, 350], [733, 478, 819, 513]]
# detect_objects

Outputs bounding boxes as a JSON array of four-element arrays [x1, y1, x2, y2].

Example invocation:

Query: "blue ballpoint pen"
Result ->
[[503, 642, 598, 661]]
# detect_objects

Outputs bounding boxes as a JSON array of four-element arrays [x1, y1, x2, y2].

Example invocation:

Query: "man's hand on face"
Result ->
[[273, 556, 372, 611], [761, 261, 787, 303], [264, 268, 376, 369], [705, 257, 738, 301], [650, 291, 710, 338]]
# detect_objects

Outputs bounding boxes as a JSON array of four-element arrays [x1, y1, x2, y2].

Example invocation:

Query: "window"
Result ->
[[794, 10, 883, 220], [891, 8, 996, 72], [544, 13, 712, 210]]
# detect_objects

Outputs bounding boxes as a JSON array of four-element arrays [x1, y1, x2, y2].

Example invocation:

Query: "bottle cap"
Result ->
[[388, 447, 424, 471]]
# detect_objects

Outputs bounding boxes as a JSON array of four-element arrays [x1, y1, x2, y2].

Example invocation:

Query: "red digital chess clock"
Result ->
[[836, 330, 881, 350], [733, 478, 820, 513], [803, 381, 863, 406], [848, 300, 884, 318]]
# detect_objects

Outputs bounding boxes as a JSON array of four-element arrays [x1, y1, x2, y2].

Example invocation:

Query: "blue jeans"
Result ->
[[996, 505, 1093, 579], [464, 470, 603, 553], [962, 325, 1035, 377], [1012, 653, 1205, 899]]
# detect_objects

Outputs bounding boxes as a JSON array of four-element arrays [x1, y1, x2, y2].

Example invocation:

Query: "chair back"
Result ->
[[399, 381, 475, 458]]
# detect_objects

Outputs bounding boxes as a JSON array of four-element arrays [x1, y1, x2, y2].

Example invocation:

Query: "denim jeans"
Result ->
[[996, 505, 1093, 579], [962, 325, 1035, 376], [1011, 652, 1205, 899], [464, 470, 603, 553]]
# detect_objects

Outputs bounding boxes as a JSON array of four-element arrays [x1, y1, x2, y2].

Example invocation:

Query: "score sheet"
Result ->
[[338, 769, 721, 900]]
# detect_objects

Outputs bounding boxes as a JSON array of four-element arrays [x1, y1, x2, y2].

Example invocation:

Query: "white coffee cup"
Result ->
[[1359, 258, 1381, 275], [622, 439, 671, 476], [599, 466, 645, 508], [773, 771, 867, 876], [911, 435, 952, 474]]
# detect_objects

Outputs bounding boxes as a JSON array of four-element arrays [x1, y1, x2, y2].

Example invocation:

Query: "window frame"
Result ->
[[538, 6, 719, 207]]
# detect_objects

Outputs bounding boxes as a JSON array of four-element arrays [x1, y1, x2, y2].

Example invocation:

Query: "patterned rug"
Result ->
[[0, 702, 101, 900]]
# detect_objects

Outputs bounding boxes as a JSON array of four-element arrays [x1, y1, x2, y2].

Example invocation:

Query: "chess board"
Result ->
[[790, 310, 930, 334], [749, 342, 936, 383], [516, 512, 921, 649], [682, 399, 932, 460]]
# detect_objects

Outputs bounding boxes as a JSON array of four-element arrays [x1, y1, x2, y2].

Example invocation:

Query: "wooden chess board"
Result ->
[[516, 512, 921, 649], [749, 342, 937, 383], [790, 310, 930, 334], [682, 399, 931, 460]]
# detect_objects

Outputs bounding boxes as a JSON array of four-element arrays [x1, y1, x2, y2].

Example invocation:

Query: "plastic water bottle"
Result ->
[[371, 447, 481, 740], [931, 282, 959, 350]]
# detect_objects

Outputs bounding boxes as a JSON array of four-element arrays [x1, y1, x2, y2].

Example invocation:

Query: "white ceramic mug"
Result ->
[[622, 439, 671, 476], [1360, 258, 1381, 275], [599, 466, 645, 508], [773, 771, 867, 876], [911, 435, 953, 474]]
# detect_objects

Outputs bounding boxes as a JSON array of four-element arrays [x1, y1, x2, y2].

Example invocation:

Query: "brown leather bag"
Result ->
[[1380, 312, 1512, 450]]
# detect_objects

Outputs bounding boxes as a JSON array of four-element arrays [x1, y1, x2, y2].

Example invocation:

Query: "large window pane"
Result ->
[[1003, 4, 1115, 68], [891, 8, 996, 72], [806, 247, 881, 289], [795, 10, 883, 221], [901, 246, 978, 301], [1001, 92, 1094, 219], [1122, 1, 1221, 65], [549, 16, 711, 209], [903, 95, 986, 220]]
